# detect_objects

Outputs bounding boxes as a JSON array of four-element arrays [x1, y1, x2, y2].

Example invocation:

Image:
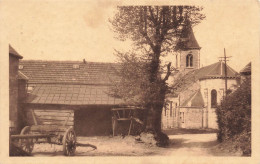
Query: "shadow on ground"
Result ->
[[168, 138, 218, 149], [163, 128, 218, 135]]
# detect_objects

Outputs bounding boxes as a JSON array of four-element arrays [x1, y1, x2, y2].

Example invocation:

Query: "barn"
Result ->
[[19, 60, 124, 136]]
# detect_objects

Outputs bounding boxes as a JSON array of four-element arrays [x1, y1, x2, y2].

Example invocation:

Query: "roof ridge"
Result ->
[[20, 59, 118, 65]]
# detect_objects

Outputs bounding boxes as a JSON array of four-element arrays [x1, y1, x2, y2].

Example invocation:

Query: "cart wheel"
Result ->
[[19, 126, 34, 154], [62, 127, 76, 156]]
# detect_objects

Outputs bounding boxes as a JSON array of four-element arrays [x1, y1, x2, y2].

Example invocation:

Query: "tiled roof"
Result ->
[[181, 90, 204, 107], [192, 61, 238, 80], [27, 84, 124, 105], [9, 45, 23, 59], [172, 61, 239, 93], [19, 60, 120, 84], [176, 20, 200, 50], [240, 62, 251, 75]]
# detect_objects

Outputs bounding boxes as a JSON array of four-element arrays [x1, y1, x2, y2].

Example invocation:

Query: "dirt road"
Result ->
[[32, 133, 221, 156], [161, 133, 218, 156]]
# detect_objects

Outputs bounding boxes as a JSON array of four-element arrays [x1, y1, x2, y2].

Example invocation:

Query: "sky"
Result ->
[[0, 0, 259, 71]]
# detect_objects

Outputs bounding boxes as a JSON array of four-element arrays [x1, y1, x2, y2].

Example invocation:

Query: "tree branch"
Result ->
[[162, 62, 172, 82], [148, 7, 157, 24]]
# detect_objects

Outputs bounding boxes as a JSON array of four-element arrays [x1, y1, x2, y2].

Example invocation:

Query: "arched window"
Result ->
[[186, 54, 193, 67], [211, 89, 217, 108]]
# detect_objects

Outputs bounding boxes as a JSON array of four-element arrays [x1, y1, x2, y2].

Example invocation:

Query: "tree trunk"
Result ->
[[143, 100, 169, 146], [144, 99, 164, 133]]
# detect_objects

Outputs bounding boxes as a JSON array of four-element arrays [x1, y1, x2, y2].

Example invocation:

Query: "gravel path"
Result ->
[[32, 133, 219, 156]]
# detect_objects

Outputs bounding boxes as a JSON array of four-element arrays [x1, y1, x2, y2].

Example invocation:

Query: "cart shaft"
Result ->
[[11, 134, 53, 139]]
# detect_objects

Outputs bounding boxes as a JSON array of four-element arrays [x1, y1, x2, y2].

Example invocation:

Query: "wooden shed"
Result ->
[[19, 60, 124, 136]]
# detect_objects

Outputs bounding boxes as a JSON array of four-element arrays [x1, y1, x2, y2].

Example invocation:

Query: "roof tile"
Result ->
[[27, 84, 124, 105], [19, 60, 120, 84]]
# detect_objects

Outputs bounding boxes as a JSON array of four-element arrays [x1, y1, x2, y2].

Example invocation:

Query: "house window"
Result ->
[[180, 112, 185, 123], [27, 86, 34, 93], [174, 103, 177, 117], [170, 101, 173, 117], [18, 65, 23, 69], [186, 54, 193, 67], [164, 101, 173, 117], [211, 89, 217, 108]]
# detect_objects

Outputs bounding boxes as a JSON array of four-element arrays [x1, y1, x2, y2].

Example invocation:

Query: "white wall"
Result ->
[[199, 78, 238, 128], [200, 78, 237, 106]]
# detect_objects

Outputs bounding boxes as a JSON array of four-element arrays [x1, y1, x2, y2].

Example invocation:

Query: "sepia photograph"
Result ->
[[0, 0, 259, 163]]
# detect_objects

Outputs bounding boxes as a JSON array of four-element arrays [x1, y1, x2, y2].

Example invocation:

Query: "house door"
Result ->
[[74, 108, 112, 136]]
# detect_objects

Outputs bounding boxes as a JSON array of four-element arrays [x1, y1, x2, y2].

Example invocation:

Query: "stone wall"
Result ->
[[208, 108, 218, 129], [179, 107, 204, 129], [161, 101, 178, 129], [17, 79, 28, 130]]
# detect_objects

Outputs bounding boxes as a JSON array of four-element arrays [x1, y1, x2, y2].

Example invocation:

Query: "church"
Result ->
[[162, 22, 240, 129]]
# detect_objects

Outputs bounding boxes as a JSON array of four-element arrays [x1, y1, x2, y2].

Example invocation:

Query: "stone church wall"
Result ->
[[179, 107, 204, 129]]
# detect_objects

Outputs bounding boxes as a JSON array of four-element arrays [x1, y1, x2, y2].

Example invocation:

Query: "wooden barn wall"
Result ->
[[25, 107, 74, 128], [24, 104, 136, 136]]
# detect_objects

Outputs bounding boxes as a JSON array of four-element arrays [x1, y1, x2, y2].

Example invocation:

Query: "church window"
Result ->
[[211, 89, 217, 108], [186, 54, 193, 67]]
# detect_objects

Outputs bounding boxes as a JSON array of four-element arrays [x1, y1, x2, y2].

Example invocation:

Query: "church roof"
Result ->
[[240, 62, 251, 75], [194, 61, 238, 80], [172, 61, 239, 93], [175, 20, 201, 50], [181, 90, 204, 107]]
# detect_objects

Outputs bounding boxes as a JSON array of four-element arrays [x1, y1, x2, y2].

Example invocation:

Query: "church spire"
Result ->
[[174, 19, 201, 72], [176, 19, 201, 50]]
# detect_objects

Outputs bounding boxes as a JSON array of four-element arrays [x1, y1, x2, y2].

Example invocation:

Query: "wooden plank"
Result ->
[[31, 109, 38, 125], [11, 134, 50, 139], [31, 109, 74, 113], [42, 122, 74, 126], [39, 119, 74, 124], [36, 116, 74, 121], [30, 125, 69, 133], [34, 110, 74, 114], [63, 112, 72, 126], [39, 119, 73, 124], [33, 109, 74, 113], [34, 111, 74, 117], [29, 129, 67, 133]]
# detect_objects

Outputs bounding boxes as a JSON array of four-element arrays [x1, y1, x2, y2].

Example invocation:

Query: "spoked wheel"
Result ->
[[62, 127, 76, 156], [19, 126, 34, 154]]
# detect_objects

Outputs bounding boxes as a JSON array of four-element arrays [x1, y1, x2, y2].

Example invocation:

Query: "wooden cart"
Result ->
[[11, 125, 77, 156], [10, 109, 96, 156], [111, 107, 144, 136]]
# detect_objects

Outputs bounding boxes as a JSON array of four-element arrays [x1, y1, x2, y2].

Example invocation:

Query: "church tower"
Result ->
[[175, 20, 201, 73]]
